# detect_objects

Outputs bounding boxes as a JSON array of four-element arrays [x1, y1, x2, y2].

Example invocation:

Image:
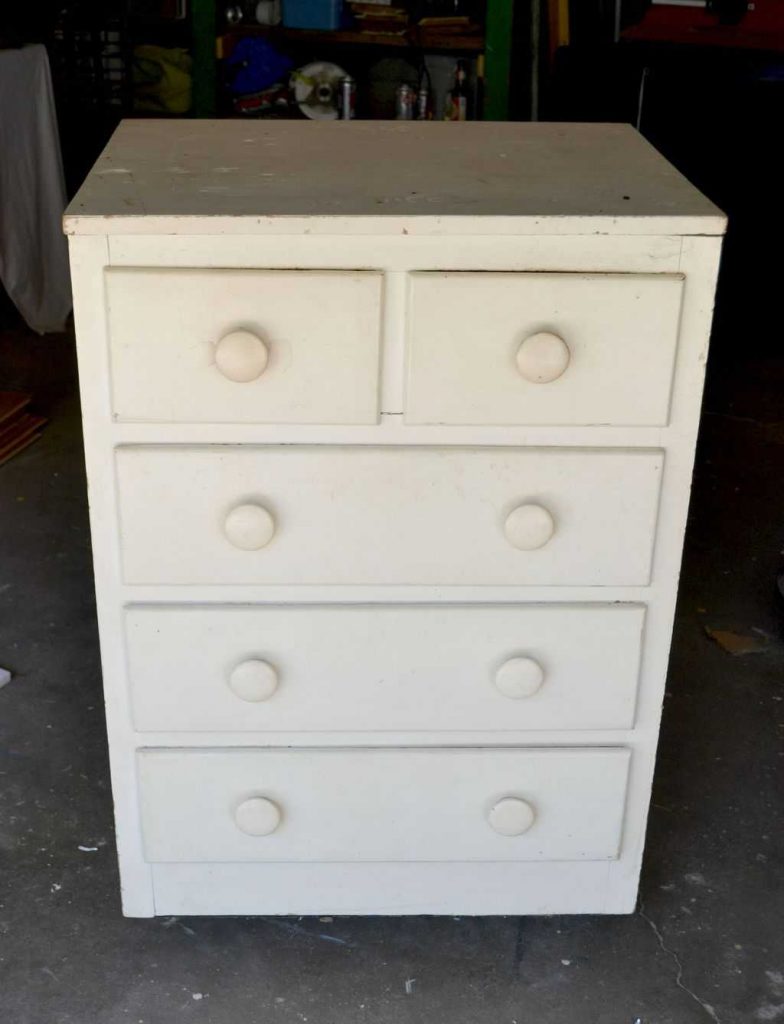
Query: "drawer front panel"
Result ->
[[138, 747, 631, 863], [116, 446, 663, 586], [105, 268, 383, 424], [126, 604, 645, 732], [406, 272, 684, 426]]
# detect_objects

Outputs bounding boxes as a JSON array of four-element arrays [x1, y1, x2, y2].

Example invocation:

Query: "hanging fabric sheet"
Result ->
[[0, 44, 72, 333]]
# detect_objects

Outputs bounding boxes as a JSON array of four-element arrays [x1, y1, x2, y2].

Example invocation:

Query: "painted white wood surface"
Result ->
[[66, 121, 724, 917], [63, 121, 725, 236], [115, 446, 663, 586], [68, 235, 155, 915], [107, 231, 685, 272], [406, 272, 683, 426], [68, 230, 724, 917], [106, 268, 382, 424], [137, 747, 630, 863], [150, 861, 637, 915], [125, 603, 645, 732]]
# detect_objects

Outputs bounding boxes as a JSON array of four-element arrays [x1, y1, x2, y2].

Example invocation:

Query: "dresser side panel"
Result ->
[[68, 234, 155, 917]]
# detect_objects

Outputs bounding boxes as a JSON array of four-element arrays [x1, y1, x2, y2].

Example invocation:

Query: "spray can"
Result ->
[[416, 84, 430, 120], [396, 83, 415, 120], [339, 76, 356, 119]]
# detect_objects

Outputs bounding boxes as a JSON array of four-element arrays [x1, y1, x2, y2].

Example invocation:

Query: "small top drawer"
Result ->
[[405, 272, 684, 427], [105, 268, 383, 424]]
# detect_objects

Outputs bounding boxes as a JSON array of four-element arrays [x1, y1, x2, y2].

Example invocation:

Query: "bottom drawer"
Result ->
[[138, 748, 630, 864]]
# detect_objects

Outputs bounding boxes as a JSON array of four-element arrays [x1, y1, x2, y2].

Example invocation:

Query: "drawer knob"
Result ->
[[224, 503, 275, 550], [495, 656, 545, 699], [229, 659, 278, 702], [215, 329, 269, 383], [488, 797, 536, 837], [504, 503, 555, 550], [235, 796, 281, 836], [516, 331, 570, 383]]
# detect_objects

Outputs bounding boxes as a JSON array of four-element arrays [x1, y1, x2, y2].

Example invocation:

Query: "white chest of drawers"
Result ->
[[65, 120, 725, 917]]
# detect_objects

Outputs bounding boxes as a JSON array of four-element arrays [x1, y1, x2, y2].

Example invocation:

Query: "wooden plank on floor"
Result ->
[[0, 391, 31, 426], [0, 413, 46, 450], [0, 431, 42, 467]]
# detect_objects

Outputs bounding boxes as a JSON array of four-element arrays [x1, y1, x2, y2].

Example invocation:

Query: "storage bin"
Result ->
[[282, 0, 342, 30]]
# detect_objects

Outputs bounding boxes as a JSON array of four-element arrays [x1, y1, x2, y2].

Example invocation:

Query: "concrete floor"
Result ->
[[1, 334, 782, 1024]]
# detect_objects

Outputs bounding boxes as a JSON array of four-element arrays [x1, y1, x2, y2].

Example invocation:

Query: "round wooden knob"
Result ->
[[504, 504, 555, 550], [215, 329, 269, 383], [516, 331, 570, 383], [228, 659, 278, 702], [234, 796, 281, 836], [488, 797, 535, 836], [224, 503, 275, 550], [495, 657, 545, 699]]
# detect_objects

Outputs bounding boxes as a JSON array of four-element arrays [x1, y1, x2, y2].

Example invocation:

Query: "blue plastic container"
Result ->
[[282, 0, 342, 30]]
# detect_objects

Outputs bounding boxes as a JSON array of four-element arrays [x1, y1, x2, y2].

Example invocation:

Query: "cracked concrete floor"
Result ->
[[0, 336, 782, 1024]]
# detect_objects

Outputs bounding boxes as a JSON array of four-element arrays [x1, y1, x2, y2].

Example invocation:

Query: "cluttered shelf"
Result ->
[[178, 0, 512, 120], [209, 0, 510, 120], [221, 23, 485, 53], [217, 0, 493, 120]]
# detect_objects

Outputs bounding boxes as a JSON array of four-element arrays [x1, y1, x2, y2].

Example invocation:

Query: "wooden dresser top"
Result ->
[[64, 119, 725, 237]]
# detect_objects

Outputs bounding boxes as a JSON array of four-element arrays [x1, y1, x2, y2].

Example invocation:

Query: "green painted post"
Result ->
[[191, 0, 217, 116], [483, 0, 514, 120]]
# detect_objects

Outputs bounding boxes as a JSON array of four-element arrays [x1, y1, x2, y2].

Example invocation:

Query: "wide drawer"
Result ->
[[105, 268, 383, 424], [406, 272, 684, 426], [126, 604, 645, 732], [137, 747, 631, 863], [116, 446, 663, 586]]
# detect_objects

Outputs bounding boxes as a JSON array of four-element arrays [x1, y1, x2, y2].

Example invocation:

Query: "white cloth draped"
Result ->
[[0, 44, 72, 333]]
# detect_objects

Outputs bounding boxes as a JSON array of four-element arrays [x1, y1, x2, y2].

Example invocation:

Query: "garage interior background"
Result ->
[[0, 2, 782, 1023]]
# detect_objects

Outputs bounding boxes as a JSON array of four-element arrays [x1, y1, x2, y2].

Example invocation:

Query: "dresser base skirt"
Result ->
[[148, 861, 639, 917]]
